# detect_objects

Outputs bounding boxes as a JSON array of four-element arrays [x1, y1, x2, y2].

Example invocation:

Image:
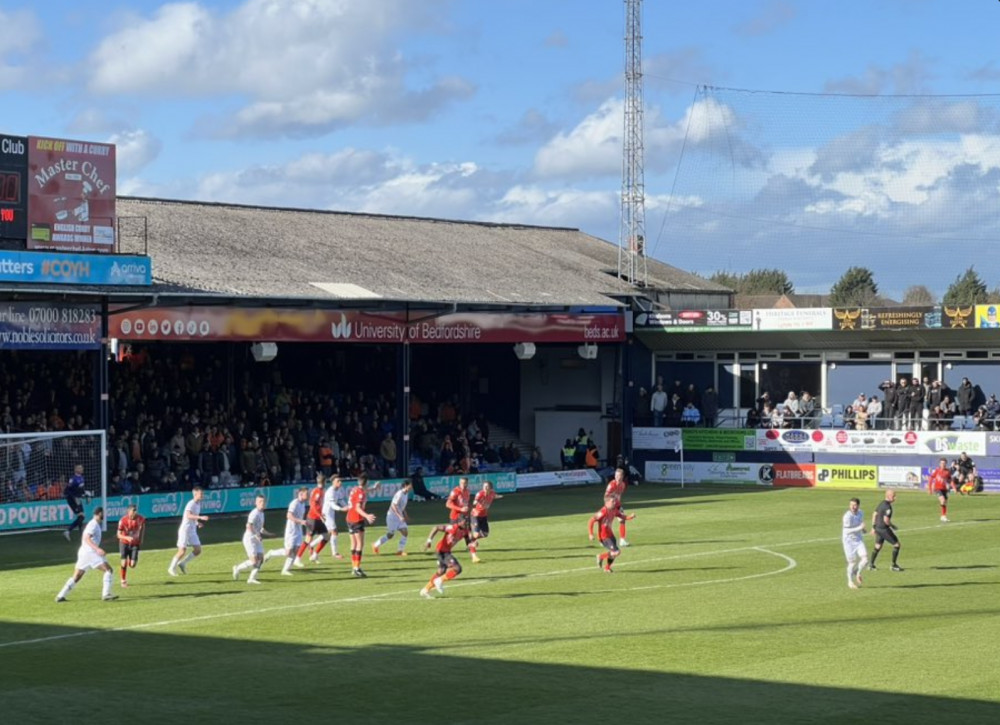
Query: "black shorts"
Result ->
[[600, 536, 619, 553], [347, 520, 366, 534], [874, 527, 899, 546], [306, 518, 328, 536], [933, 488, 948, 500], [436, 552, 460, 574], [119, 544, 140, 565], [472, 516, 490, 538], [66, 497, 84, 515]]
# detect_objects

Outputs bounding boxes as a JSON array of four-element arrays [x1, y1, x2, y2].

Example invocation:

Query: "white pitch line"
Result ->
[[0, 518, 988, 649]]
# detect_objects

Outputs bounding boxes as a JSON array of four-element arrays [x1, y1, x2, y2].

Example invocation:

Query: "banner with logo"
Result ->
[[633, 309, 752, 332], [814, 464, 878, 489], [110, 307, 625, 344], [915, 432, 986, 457], [27, 136, 116, 252], [760, 462, 816, 488], [515, 469, 604, 490], [975, 468, 1000, 493], [0, 250, 151, 286], [632, 427, 682, 451], [752, 308, 832, 331], [832, 306, 938, 331], [0, 301, 100, 350], [644, 460, 761, 485], [879, 466, 922, 490], [681, 429, 757, 452], [757, 429, 825, 452], [975, 305, 1000, 329], [0, 472, 517, 531]]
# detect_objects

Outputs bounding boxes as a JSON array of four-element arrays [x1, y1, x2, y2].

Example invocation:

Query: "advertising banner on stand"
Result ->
[[644, 460, 761, 485], [111, 307, 624, 344], [879, 466, 923, 490], [681, 429, 757, 452], [632, 427, 682, 451], [0, 301, 100, 349], [27, 136, 116, 252], [814, 464, 878, 489]]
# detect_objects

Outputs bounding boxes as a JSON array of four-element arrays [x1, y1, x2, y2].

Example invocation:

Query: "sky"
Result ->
[[4, 0, 1000, 300]]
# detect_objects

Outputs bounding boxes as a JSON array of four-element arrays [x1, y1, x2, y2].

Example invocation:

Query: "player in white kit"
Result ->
[[55, 507, 117, 602], [233, 494, 271, 584], [168, 487, 208, 576], [263, 487, 308, 576], [842, 497, 868, 589], [372, 480, 413, 556], [321, 476, 349, 560]]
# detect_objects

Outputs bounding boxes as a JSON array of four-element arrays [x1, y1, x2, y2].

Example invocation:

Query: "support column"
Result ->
[[397, 341, 411, 477]]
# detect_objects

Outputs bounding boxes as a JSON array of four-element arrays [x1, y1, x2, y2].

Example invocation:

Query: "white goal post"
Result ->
[[0, 429, 107, 534]]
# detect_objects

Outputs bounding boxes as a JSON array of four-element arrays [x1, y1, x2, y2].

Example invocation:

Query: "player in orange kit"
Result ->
[[588, 496, 634, 573], [420, 519, 470, 598]]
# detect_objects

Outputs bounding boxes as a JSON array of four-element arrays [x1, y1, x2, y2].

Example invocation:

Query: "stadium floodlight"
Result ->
[[0, 429, 108, 534], [250, 342, 278, 362], [513, 342, 536, 360]]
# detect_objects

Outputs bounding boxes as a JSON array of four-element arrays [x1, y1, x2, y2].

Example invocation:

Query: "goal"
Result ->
[[0, 429, 107, 533]]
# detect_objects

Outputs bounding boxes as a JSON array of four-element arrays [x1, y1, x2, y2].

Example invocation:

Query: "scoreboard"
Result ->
[[0, 134, 28, 241]]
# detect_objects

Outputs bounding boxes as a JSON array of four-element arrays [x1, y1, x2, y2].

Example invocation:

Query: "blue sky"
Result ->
[[4, 0, 1000, 300]]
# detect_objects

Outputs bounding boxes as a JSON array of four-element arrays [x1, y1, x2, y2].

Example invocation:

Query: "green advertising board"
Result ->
[[681, 429, 757, 452]]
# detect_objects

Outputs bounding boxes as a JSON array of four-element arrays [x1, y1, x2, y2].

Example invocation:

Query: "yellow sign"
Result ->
[[813, 464, 878, 489]]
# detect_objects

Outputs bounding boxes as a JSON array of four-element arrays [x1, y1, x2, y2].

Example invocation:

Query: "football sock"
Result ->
[[374, 535, 389, 549], [57, 577, 76, 599], [234, 560, 252, 574], [168, 554, 182, 570], [891, 547, 900, 565], [313, 540, 328, 555], [846, 563, 855, 585], [120, 565, 127, 582], [264, 549, 282, 562], [870, 548, 880, 565], [941, 504, 947, 516], [180, 552, 196, 567], [247, 567, 260, 583], [444, 569, 458, 581], [619, 522, 627, 538], [330, 535, 339, 556], [102, 571, 113, 598], [397, 535, 407, 551], [296, 542, 309, 559], [69, 515, 84, 532], [281, 557, 293, 574]]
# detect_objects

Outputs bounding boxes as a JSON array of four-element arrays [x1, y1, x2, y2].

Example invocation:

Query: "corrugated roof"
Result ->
[[116, 197, 728, 307]]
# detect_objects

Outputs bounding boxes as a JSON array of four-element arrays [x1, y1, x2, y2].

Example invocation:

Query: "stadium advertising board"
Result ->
[[756, 428, 825, 452], [879, 466, 922, 490], [817, 429, 920, 455], [644, 461, 760, 485], [987, 433, 1000, 457], [832, 306, 938, 331], [110, 307, 624, 343], [681, 428, 756, 451], [27, 136, 116, 252], [752, 308, 832, 331], [632, 426, 682, 451], [0, 301, 100, 350], [975, 468, 1000, 493], [0, 250, 151, 286], [0, 472, 516, 532], [762, 462, 816, 488], [814, 464, 878, 489], [916, 431, 986, 457], [975, 304, 1000, 328], [633, 309, 752, 332], [0, 133, 28, 241], [516, 469, 603, 489]]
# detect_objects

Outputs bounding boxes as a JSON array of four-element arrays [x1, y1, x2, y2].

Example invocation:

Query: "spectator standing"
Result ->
[[680, 402, 701, 427], [956, 377, 975, 417], [702, 386, 719, 429], [650, 384, 668, 427], [908, 377, 925, 431]]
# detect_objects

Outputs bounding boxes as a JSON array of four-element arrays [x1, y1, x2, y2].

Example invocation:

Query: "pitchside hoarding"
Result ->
[[110, 307, 625, 343], [27, 136, 116, 252], [0, 250, 151, 286], [0, 472, 517, 532]]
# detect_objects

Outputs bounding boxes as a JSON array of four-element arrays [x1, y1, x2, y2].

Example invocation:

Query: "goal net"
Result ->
[[0, 430, 107, 534]]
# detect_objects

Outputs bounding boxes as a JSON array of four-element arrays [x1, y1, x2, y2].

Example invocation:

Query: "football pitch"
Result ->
[[2, 485, 998, 724]]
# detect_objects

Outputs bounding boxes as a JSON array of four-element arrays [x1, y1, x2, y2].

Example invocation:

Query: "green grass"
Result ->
[[2, 485, 999, 724]]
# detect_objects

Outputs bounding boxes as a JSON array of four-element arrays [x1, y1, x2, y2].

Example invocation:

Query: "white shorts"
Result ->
[[284, 529, 303, 551], [324, 513, 339, 533], [386, 513, 407, 534], [177, 526, 201, 549], [74, 548, 108, 571], [843, 539, 868, 563], [243, 535, 263, 559]]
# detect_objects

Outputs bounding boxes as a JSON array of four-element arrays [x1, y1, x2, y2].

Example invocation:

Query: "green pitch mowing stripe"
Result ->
[[1, 485, 998, 724]]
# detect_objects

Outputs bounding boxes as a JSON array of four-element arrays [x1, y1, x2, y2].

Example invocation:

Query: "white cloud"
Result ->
[[0, 7, 44, 89], [87, 0, 468, 137], [733, 1, 796, 38], [109, 129, 163, 176]]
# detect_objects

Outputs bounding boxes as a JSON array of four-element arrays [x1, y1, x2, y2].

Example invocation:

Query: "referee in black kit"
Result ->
[[869, 489, 903, 572]]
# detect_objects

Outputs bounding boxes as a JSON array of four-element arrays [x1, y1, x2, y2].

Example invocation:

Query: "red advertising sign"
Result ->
[[109, 307, 625, 344], [27, 136, 116, 252], [769, 463, 816, 488]]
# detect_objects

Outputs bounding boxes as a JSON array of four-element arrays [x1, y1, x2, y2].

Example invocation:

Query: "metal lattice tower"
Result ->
[[618, 0, 646, 286]]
